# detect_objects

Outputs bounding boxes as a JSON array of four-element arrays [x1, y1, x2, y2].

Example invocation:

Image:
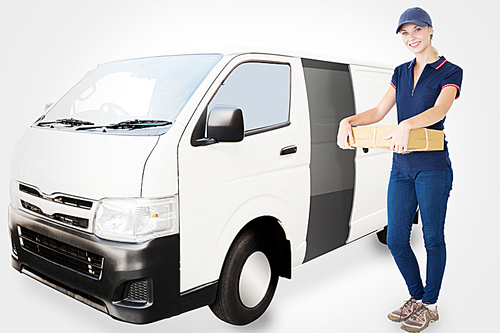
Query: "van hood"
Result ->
[[11, 127, 159, 200]]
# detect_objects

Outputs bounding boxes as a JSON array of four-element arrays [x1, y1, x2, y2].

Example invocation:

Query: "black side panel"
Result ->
[[304, 189, 354, 261], [301, 58, 356, 263], [301, 58, 350, 72]]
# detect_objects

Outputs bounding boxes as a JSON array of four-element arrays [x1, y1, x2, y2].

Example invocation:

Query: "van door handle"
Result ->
[[280, 145, 297, 156]]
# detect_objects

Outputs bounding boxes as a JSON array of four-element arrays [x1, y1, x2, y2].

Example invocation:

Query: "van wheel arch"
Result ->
[[242, 216, 291, 279]]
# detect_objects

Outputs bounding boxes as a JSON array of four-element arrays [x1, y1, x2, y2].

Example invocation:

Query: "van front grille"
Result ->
[[21, 200, 89, 229], [52, 196, 93, 210], [19, 226, 104, 279], [19, 184, 93, 210], [19, 184, 43, 198]]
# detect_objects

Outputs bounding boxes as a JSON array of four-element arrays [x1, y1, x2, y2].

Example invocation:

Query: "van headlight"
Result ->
[[94, 196, 178, 243], [10, 178, 21, 210]]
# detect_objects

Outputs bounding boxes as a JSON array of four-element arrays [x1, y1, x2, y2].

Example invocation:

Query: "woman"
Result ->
[[337, 7, 462, 332]]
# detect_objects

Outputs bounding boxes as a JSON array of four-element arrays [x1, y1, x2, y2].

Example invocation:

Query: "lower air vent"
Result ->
[[21, 200, 89, 229], [19, 226, 104, 279], [125, 280, 149, 303]]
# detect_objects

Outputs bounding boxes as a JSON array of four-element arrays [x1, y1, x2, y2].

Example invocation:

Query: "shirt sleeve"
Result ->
[[441, 66, 463, 99], [391, 69, 397, 89]]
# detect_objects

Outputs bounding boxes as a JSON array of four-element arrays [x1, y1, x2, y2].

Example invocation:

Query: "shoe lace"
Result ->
[[403, 298, 416, 310], [398, 298, 416, 320], [410, 303, 430, 321]]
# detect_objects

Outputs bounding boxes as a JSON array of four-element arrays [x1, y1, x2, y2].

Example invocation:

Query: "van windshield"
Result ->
[[40, 54, 221, 131]]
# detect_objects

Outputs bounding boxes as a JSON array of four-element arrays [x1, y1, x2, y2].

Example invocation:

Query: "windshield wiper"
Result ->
[[75, 119, 172, 131], [38, 118, 95, 127], [107, 119, 172, 129]]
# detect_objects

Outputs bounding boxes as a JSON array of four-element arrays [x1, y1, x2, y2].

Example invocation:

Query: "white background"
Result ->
[[1, 0, 498, 332]]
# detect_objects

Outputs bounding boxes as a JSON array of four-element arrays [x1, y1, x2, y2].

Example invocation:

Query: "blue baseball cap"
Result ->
[[396, 7, 432, 34]]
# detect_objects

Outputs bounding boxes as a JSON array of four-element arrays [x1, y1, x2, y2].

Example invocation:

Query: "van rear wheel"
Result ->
[[376, 226, 388, 245], [209, 229, 278, 325]]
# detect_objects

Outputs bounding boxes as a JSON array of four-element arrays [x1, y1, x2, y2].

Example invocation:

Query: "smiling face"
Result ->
[[399, 23, 434, 55]]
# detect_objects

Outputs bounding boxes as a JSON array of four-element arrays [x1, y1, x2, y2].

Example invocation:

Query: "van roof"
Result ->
[[104, 46, 395, 71], [220, 46, 395, 70]]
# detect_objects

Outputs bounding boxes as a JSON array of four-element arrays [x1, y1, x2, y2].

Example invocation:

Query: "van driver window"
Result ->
[[208, 62, 291, 132]]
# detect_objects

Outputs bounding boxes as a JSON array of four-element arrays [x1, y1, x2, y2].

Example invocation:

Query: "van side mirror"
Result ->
[[207, 106, 244, 143], [192, 106, 243, 147], [192, 106, 244, 146]]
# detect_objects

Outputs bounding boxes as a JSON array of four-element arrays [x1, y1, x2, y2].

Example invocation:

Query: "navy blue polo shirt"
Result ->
[[390, 56, 463, 171]]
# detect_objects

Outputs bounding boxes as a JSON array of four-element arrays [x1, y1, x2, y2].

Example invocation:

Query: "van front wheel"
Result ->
[[209, 229, 278, 325]]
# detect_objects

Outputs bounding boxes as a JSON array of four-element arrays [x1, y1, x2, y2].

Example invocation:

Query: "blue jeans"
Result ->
[[387, 169, 453, 304]]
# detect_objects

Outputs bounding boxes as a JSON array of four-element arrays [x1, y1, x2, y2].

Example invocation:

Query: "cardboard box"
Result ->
[[350, 126, 444, 152]]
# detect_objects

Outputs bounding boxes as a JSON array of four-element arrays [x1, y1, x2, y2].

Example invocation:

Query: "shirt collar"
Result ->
[[407, 56, 448, 70], [430, 56, 447, 70]]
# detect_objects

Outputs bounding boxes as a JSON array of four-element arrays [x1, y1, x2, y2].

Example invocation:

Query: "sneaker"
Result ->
[[400, 302, 439, 332], [388, 297, 419, 322]]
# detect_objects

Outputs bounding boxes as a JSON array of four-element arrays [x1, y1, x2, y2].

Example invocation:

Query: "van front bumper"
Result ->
[[8, 204, 181, 324]]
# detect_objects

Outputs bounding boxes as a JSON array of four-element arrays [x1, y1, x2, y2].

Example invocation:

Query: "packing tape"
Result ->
[[411, 128, 429, 152]]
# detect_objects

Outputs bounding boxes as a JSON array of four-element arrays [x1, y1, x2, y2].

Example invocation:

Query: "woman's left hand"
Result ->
[[384, 122, 411, 153]]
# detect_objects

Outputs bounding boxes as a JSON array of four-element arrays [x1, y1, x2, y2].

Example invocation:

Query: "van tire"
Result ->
[[209, 228, 278, 325], [376, 226, 388, 245]]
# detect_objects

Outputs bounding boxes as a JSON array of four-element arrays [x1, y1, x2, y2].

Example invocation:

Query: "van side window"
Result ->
[[208, 62, 291, 133]]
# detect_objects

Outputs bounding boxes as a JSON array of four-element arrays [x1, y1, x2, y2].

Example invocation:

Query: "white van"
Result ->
[[8, 50, 399, 325]]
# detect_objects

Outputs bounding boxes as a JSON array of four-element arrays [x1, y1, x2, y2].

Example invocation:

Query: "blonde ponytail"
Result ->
[[432, 46, 439, 56], [431, 34, 439, 56]]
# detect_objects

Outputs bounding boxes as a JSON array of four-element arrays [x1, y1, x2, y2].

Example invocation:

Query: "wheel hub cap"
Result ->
[[239, 251, 271, 308]]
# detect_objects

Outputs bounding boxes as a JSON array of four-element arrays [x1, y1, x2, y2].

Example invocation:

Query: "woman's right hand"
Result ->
[[337, 118, 354, 150]]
